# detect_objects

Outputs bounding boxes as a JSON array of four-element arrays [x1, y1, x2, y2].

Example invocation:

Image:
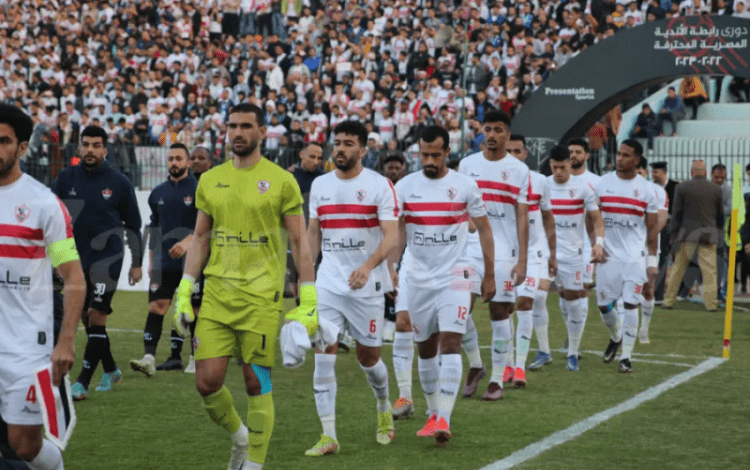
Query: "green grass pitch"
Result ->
[[62, 292, 750, 469]]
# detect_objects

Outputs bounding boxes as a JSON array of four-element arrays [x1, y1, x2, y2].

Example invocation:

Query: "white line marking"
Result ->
[[629, 358, 694, 367], [478, 357, 725, 470], [477, 345, 712, 361]]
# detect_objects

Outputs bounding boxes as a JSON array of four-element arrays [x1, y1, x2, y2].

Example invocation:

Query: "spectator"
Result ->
[[659, 87, 687, 135], [630, 103, 661, 149], [679, 76, 708, 120]]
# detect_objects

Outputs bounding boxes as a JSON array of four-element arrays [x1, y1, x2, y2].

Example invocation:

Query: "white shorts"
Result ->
[[516, 261, 543, 299], [470, 256, 517, 303], [407, 286, 471, 343], [0, 354, 48, 425], [395, 275, 409, 313], [581, 243, 594, 284], [317, 288, 384, 347], [540, 256, 552, 281], [556, 262, 584, 291], [468, 255, 484, 297], [596, 260, 647, 306], [583, 262, 595, 284]]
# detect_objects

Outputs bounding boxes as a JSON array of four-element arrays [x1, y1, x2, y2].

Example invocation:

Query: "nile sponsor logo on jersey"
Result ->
[[257, 180, 270, 194], [102, 188, 112, 200], [14, 204, 31, 223], [413, 231, 458, 247], [183, 196, 193, 206], [0, 270, 32, 291], [213, 229, 269, 246], [322, 237, 366, 252]]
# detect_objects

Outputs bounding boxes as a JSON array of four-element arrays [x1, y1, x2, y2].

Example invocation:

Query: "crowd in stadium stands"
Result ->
[[2, 0, 750, 178]]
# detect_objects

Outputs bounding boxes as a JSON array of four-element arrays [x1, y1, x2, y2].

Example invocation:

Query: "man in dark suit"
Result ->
[[651, 161, 679, 302], [663, 160, 724, 311]]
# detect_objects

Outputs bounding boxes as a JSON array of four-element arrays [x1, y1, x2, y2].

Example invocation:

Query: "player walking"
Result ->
[[173, 103, 318, 470], [305, 121, 400, 456], [547, 146, 606, 370], [0, 103, 86, 470], [52, 125, 143, 400], [594, 140, 659, 373], [458, 111, 528, 400], [130, 143, 198, 376], [396, 125, 495, 445]]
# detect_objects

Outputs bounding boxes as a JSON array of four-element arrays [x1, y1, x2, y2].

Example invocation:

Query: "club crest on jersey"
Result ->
[[501, 170, 510, 181], [183, 196, 193, 206], [356, 189, 367, 202], [447, 187, 458, 200], [150, 283, 159, 293], [14, 204, 31, 223], [633, 189, 640, 198], [258, 180, 270, 194], [569, 189, 576, 198], [102, 188, 112, 200]]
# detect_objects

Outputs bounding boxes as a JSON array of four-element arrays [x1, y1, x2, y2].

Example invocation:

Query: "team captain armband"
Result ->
[[48, 238, 80, 268]]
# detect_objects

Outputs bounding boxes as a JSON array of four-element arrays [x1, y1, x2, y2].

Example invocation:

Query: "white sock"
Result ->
[[437, 354, 462, 426], [462, 314, 483, 369], [418, 356, 440, 415], [360, 359, 390, 413], [580, 296, 589, 326], [600, 306, 622, 342], [26, 439, 63, 470], [507, 315, 515, 368], [621, 307, 639, 360], [243, 461, 263, 470], [559, 295, 568, 324], [641, 299, 654, 334], [489, 320, 511, 385], [231, 424, 249, 446], [313, 354, 337, 439], [514, 310, 533, 369], [565, 299, 584, 358], [392, 332, 414, 400], [532, 290, 550, 354]]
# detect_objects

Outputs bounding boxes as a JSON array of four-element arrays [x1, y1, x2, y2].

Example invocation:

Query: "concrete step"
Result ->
[[696, 103, 750, 121]]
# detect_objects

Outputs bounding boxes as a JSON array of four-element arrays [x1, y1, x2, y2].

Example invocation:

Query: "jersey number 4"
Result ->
[[26, 385, 37, 404]]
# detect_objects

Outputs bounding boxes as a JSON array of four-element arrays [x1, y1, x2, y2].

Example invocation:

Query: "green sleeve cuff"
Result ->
[[49, 238, 80, 268]]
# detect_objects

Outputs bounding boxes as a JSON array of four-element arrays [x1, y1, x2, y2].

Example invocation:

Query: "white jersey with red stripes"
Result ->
[[309, 168, 399, 297], [594, 173, 658, 263], [0, 174, 74, 356], [652, 181, 668, 212], [547, 176, 599, 265], [572, 170, 601, 262], [528, 170, 551, 260], [396, 170, 486, 290], [459, 151, 529, 261]]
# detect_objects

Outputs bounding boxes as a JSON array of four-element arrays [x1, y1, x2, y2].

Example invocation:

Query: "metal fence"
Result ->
[[647, 137, 750, 182], [24, 142, 307, 191]]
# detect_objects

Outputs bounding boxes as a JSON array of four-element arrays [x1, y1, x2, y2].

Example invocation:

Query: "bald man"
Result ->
[[663, 160, 724, 312]]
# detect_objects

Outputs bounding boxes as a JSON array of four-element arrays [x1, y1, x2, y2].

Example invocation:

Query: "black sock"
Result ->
[[76, 325, 105, 388], [144, 312, 164, 356], [100, 327, 117, 373], [169, 329, 184, 360], [189, 320, 197, 354]]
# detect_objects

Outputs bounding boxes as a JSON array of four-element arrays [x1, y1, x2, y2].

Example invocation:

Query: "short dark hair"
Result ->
[[0, 103, 33, 143], [419, 125, 449, 150], [637, 155, 648, 169], [333, 120, 368, 147], [483, 110, 511, 126], [446, 159, 460, 170], [81, 125, 108, 145], [712, 163, 727, 173], [568, 138, 589, 153], [549, 145, 570, 162], [229, 102, 265, 126], [169, 142, 190, 158], [383, 154, 405, 166], [509, 133, 526, 147], [621, 138, 643, 156]]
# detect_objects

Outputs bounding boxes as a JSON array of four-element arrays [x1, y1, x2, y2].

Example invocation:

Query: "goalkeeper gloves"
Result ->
[[284, 283, 318, 337], [173, 275, 195, 338]]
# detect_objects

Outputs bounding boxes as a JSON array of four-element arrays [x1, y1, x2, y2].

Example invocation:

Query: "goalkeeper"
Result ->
[[173, 103, 317, 470]]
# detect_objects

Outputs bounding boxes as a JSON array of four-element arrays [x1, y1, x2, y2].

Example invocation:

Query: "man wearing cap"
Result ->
[[651, 161, 679, 302], [363, 133, 381, 170]]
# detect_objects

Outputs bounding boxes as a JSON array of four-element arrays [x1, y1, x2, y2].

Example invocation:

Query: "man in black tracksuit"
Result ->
[[51, 125, 143, 401], [129, 143, 198, 376]]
